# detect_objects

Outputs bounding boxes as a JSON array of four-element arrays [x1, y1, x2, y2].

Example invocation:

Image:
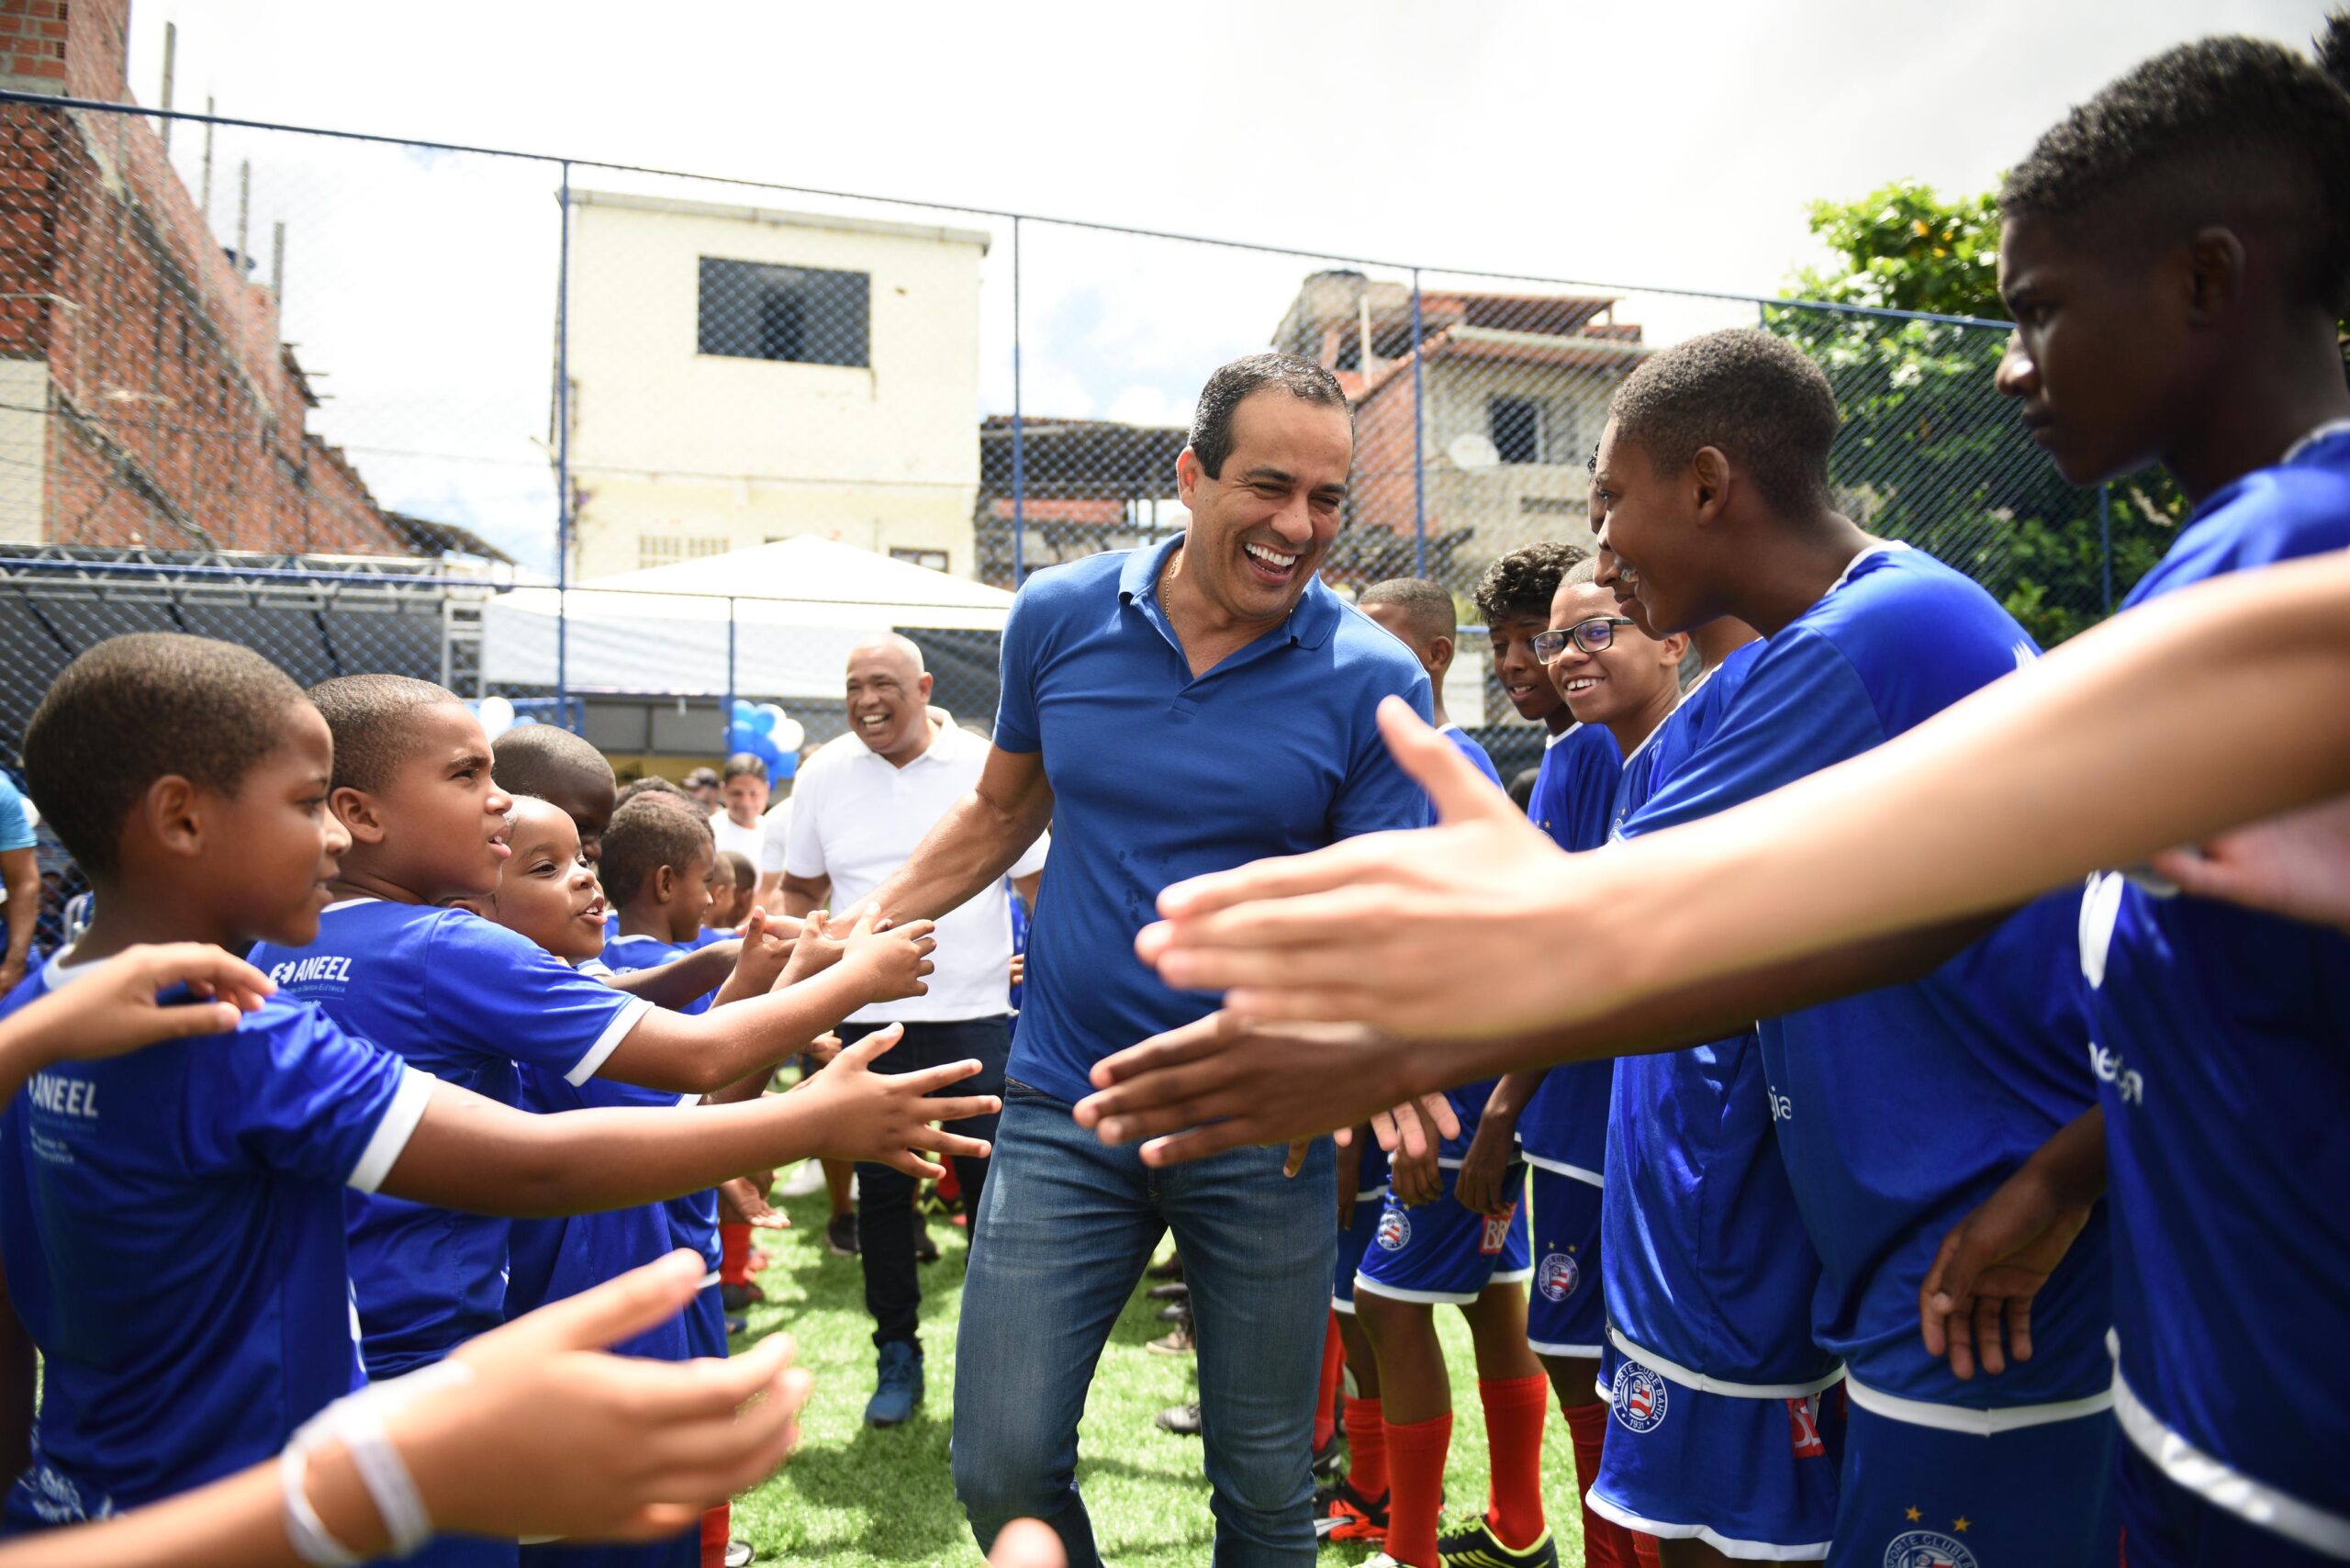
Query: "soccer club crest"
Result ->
[[1375, 1206, 1411, 1251], [1537, 1250, 1580, 1303], [1883, 1531, 1978, 1568], [1609, 1359, 1668, 1434]]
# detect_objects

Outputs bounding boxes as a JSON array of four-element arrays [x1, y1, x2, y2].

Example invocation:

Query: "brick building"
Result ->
[[0, 0, 420, 554]]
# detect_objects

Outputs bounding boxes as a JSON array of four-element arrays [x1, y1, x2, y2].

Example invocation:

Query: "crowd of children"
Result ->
[[0, 17, 2344, 1568]]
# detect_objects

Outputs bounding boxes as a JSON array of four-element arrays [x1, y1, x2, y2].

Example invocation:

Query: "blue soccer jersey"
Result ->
[[1604, 641, 1834, 1391], [250, 899, 653, 1377], [1625, 546, 2110, 1412], [1439, 723, 1505, 798], [0, 957, 429, 1529], [1516, 724, 1624, 1178], [592, 933, 718, 1276], [2083, 425, 2350, 1549]]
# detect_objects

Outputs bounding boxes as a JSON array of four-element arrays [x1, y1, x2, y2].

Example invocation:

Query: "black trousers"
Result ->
[[840, 1015, 1009, 1350]]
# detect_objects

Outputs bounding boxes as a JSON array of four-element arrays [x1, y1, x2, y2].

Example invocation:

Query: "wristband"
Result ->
[[281, 1360, 478, 1562]]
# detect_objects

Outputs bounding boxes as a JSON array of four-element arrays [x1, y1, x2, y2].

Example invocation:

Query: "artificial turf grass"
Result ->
[[726, 1182, 1589, 1566]]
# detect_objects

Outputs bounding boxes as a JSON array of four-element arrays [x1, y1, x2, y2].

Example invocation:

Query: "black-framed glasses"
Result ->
[[1533, 616, 1635, 663]]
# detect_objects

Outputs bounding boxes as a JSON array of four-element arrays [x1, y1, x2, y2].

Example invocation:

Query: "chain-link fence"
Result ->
[[1, 84, 2150, 798]]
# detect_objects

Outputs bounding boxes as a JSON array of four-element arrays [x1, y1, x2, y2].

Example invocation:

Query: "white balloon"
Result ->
[[477, 695, 517, 741], [772, 716, 806, 754]]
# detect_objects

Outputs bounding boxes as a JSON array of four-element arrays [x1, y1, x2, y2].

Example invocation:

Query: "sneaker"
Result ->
[[722, 1543, 754, 1568], [722, 1312, 749, 1338], [778, 1161, 826, 1199], [719, 1282, 763, 1313], [914, 1226, 941, 1265], [1156, 1301, 1188, 1324], [1311, 1429, 1345, 1479], [1153, 1400, 1202, 1436], [1314, 1479, 1390, 1541], [864, 1340, 925, 1427], [1436, 1517, 1558, 1567], [825, 1212, 860, 1257], [1146, 1326, 1195, 1356], [1147, 1282, 1189, 1303], [1145, 1251, 1183, 1282]]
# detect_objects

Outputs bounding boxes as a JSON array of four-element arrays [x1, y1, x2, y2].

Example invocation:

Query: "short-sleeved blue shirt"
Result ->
[[1625, 546, 2109, 1411], [0, 777, 31, 854], [0, 957, 428, 1529], [250, 900, 653, 1377], [991, 536, 1432, 1104], [2086, 427, 2350, 1523], [1516, 725, 1625, 1175]]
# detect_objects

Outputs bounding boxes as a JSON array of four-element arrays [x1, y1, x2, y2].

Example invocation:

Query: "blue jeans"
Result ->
[[951, 1084, 1337, 1567]]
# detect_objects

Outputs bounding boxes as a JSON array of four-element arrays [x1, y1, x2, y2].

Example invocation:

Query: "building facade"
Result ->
[[561, 192, 990, 583]]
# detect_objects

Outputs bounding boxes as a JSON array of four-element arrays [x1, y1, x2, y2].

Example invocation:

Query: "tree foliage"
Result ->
[[1772, 180, 2177, 644]]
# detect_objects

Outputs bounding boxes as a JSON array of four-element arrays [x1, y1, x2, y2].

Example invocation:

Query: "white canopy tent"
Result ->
[[478, 535, 1013, 698]]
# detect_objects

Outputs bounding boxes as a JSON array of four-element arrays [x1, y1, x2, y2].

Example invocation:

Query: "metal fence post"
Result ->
[[554, 160, 574, 723], [723, 598, 737, 755], [1410, 267, 1426, 577], [1011, 216, 1025, 585], [2098, 483, 2113, 615]]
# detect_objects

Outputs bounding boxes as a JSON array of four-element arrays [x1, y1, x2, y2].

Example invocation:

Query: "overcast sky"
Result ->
[[115, 0, 2330, 569]]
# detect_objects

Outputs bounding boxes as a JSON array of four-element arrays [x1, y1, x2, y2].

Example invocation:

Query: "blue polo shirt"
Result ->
[[993, 534, 1432, 1104]]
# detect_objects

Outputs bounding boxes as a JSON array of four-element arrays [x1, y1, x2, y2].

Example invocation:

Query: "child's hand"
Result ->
[[779, 910, 847, 988], [726, 908, 798, 997], [840, 907, 936, 1003], [795, 1024, 999, 1178], [1008, 952, 1025, 988], [1, 944, 276, 1065], [1391, 1137, 1441, 1208], [804, 1032, 842, 1070], [718, 1175, 789, 1230]]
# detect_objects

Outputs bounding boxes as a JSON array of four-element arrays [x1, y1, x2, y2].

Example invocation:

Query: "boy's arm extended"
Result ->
[[379, 1027, 993, 1217], [594, 913, 933, 1096], [597, 942, 740, 1012]]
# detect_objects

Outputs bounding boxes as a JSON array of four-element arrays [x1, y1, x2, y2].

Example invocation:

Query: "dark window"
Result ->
[[1490, 396, 1542, 465], [697, 258, 869, 367]]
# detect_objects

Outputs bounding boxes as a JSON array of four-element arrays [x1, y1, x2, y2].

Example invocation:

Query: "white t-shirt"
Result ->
[[710, 809, 767, 869], [783, 721, 1047, 1024], [756, 799, 792, 878]]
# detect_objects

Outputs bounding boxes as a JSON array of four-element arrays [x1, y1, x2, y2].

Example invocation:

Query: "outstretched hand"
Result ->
[[0, 944, 277, 1069], [800, 1024, 999, 1179], [2147, 792, 2350, 931], [1134, 699, 1602, 1039]]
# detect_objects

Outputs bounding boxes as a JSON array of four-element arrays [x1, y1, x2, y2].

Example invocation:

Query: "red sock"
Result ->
[[1565, 1402, 1641, 1568], [1343, 1394, 1389, 1499], [1383, 1412, 1453, 1567], [937, 1163, 962, 1204], [1312, 1312, 1345, 1452], [720, 1222, 753, 1287], [698, 1503, 730, 1568], [1479, 1375, 1549, 1550]]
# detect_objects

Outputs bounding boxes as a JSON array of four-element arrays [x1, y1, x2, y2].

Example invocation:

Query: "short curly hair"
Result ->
[[24, 634, 308, 879], [2002, 18, 2350, 314], [1606, 330, 1839, 517], [1188, 353, 1351, 480], [1472, 542, 1588, 627], [308, 674, 465, 795], [599, 795, 715, 909]]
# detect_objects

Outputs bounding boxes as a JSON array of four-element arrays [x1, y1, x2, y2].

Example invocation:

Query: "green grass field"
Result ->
[[726, 1176, 1591, 1567]]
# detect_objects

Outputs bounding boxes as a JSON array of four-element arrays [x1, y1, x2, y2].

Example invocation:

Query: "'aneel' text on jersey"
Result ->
[[26, 1073, 97, 1119], [265, 954, 356, 989]]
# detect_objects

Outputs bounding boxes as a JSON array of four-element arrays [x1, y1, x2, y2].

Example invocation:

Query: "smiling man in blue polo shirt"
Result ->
[[858, 353, 1431, 1566]]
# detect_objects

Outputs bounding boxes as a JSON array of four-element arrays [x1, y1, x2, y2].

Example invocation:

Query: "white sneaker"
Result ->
[[1360, 1555, 1404, 1567], [778, 1162, 825, 1199]]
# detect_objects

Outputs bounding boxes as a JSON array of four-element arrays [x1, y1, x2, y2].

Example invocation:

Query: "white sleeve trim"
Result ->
[[347, 1067, 435, 1194], [2112, 1350, 2350, 1556], [1842, 1370, 2112, 1435], [565, 996, 655, 1087]]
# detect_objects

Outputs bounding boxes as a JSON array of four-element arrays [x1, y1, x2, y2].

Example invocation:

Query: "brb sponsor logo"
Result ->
[[1883, 1531, 1977, 1568], [1375, 1206, 1411, 1252], [1610, 1360, 1668, 1434], [1785, 1394, 1827, 1459], [1537, 1250, 1580, 1303], [1478, 1202, 1518, 1257]]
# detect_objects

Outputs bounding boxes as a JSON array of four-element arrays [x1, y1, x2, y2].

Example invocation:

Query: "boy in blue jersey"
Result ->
[[0, 635, 1000, 1542], [1463, 559, 1681, 1568], [1919, 25, 2350, 1567], [1472, 543, 1585, 755], [1360, 577, 1506, 794]]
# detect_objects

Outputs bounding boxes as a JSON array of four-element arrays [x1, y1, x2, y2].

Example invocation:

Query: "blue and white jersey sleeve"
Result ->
[[423, 911, 653, 1084], [181, 1003, 431, 1194]]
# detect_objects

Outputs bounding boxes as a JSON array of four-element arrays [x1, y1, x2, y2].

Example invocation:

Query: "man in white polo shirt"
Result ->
[[783, 632, 1046, 1428]]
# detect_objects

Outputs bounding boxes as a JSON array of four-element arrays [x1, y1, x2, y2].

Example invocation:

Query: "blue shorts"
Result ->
[[1829, 1384, 2116, 1568], [1525, 1162, 1606, 1359], [1353, 1165, 1529, 1305], [2112, 1427, 2337, 1568], [684, 1283, 729, 1360], [1332, 1177, 1391, 1314], [1590, 1344, 1845, 1559], [520, 1528, 699, 1568]]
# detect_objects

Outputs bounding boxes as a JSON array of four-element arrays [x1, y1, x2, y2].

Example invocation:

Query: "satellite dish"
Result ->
[[1448, 433, 1500, 470]]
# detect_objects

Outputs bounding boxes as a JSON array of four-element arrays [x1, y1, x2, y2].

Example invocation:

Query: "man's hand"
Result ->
[[2148, 792, 2350, 931], [1075, 1012, 1438, 1167], [1133, 699, 1612, 1038], [1919, 1159, 2099, 1380], [0, 944, 276, 1067], [793, 1025, 998, 1179]]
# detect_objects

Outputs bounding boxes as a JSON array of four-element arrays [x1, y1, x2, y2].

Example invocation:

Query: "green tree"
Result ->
[[1770, 180, 2178, 644]]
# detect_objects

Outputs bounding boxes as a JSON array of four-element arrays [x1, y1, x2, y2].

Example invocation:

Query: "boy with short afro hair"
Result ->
[[0, 634, 994, 1544], [1472, 543, 1585, 740]]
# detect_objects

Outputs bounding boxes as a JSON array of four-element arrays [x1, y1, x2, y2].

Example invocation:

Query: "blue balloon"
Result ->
[[773, 750, 799, 781], [730, 700, 758, 728], [724, 722, 759, 755], [752, 702, 788, 738], [749, 733, 786, 769]]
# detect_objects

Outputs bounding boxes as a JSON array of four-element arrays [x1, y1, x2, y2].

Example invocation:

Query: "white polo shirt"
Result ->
[[710, 809, 767, 869], [783, 721, 1047, 1024]]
